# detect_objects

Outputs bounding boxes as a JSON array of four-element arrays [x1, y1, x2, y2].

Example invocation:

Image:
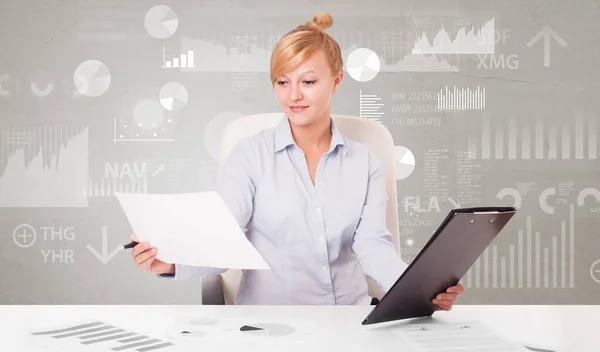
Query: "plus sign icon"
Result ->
[[13, 224, 37, 248]]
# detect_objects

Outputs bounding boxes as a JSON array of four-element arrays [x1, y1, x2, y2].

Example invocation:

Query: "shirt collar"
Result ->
[[273, 115, 347, 156]]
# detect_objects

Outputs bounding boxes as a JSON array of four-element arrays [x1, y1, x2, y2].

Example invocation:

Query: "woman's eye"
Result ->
[[276, 80, 315, 85]]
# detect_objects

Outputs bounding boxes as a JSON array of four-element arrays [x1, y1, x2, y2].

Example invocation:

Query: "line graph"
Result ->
[[0, 123, 89, 207]]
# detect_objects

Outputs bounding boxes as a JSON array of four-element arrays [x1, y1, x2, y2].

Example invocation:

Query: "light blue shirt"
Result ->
[[165, 116, 408, 305]]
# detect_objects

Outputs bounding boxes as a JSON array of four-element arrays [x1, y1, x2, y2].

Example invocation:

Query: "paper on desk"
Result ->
[[392, 320, 531, 352], [115, 191, 270, 270]]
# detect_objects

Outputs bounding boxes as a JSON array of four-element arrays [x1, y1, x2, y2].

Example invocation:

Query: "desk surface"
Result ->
[[0, 305, 597, 352]]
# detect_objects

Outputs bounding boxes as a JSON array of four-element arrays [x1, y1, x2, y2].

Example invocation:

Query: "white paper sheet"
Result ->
[[392, 320, 531, 352], [115, 191, 270, 270]]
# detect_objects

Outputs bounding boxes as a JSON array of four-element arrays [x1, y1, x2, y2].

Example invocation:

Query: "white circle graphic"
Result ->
[[346, 48, 381, 82], [145, 5, 179, 39], [74, 60, 111, 97], [159, 82, 188, 111], [133, 99, 164, 130], [394, 146, 416, 180], [13, 224, 37, 248]]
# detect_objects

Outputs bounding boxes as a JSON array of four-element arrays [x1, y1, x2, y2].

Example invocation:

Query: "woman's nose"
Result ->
[[289, 85, 303, 101]]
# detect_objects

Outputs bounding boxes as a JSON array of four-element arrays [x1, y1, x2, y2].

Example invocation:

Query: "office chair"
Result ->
[[200, 113, 401, 305]]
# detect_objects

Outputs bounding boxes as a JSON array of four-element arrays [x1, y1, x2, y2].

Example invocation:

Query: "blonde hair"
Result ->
[[270, 12, 343, 86]]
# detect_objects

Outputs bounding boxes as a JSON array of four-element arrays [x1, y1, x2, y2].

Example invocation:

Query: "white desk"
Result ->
[[0, 305, 597, 352]]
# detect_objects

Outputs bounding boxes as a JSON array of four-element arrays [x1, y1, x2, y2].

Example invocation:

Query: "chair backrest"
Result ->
[[218, 113, 400, 304]]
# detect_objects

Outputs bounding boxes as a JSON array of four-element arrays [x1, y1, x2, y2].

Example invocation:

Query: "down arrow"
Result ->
[[87, 226, 122, 264]]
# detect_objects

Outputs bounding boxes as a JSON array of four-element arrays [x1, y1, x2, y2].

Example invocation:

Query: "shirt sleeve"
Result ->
[[157, 138, 258, 281], [352, 150, 408, 292]]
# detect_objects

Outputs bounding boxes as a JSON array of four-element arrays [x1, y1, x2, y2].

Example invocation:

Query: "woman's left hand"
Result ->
[[432, 283, 465, 311]]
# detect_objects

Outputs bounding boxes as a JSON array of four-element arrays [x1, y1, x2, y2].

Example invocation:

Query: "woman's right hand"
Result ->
[[130, 233, 175, 275]]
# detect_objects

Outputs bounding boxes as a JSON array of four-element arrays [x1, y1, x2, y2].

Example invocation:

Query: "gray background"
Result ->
[[0, 0, 599, 304]]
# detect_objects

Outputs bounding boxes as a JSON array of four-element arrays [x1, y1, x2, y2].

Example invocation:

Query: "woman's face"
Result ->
[[273, 50, 343, 127]]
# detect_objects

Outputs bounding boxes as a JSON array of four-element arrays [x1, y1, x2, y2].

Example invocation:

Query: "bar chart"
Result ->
[[462, 204, 575, 289], [359, 90, 384, 123], [162, 47, 195, 68], [437, 85, 486, 111], [467, 109, 598, 160], [85, 161, 148, 198], [85, 174, 147, 198]]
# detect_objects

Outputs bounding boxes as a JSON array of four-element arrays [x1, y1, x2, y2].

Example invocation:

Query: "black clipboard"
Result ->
[[362, 206, 517, 325]]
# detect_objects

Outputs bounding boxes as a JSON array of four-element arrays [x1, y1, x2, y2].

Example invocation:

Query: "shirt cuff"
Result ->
[[155, 263, 186, 280]]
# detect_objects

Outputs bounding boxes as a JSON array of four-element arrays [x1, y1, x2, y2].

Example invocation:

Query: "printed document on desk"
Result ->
[[392, 320, 530, 352], [115, 191, 270, 270]]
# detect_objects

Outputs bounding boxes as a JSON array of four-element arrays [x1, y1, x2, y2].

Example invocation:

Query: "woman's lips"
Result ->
[[290, 106, 308, 113]]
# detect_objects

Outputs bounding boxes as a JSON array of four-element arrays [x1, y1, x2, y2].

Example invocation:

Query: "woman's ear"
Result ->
[[333, 72, 343, 93]]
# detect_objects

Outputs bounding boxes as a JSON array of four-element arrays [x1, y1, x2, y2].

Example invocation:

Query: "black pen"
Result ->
[[123, 241, 139, 249]]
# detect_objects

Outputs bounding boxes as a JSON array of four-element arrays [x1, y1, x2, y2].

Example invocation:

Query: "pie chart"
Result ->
[[394, 146, 416, 180], [73, 60, 111, 97], [179, 330, 207, 337], [159, 82, 188, 111], [240, 324, 295, 337], [144, 5, 178, 39], [167, 328, 208, 342], [346, 48, 381, 82]]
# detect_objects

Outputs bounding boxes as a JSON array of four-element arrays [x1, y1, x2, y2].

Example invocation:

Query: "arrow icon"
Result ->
[[152, 163, 166, 177], [86, 226, 122, 264], [526, 25, 567, 67], [446, 197, 461, 209]]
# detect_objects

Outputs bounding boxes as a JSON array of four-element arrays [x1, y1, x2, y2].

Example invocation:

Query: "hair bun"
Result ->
[[308, 12, 333, 31]]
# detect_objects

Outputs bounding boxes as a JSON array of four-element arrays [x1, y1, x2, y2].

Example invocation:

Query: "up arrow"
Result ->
[[87, 226, 122, 264], [526, 25, 567, 67]]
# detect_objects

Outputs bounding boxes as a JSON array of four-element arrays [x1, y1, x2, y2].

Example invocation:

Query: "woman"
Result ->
[[131, 12, 465, 308]]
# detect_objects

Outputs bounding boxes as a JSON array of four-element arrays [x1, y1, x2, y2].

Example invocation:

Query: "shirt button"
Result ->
[[322, 265, 328, 271], [319, 236, 325, 242], [315, 207, 322, 212]]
